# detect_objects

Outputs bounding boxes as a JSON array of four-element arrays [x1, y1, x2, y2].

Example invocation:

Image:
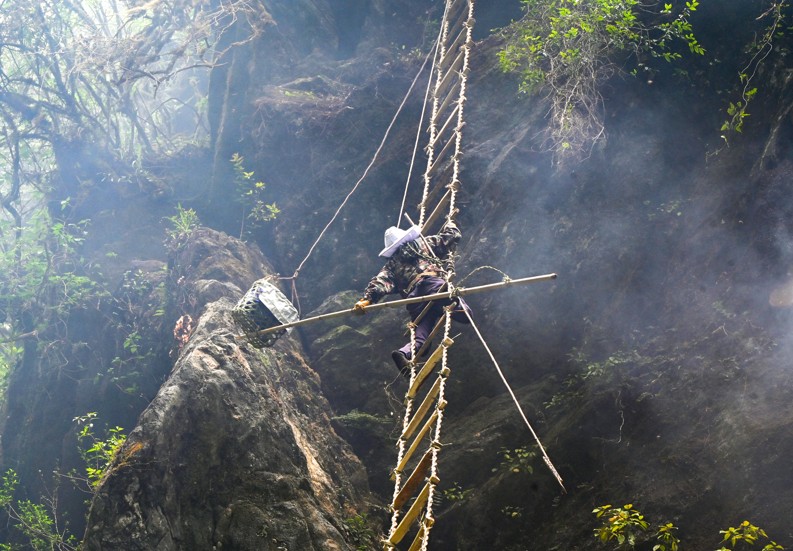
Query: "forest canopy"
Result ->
[[0, 0, 266, 382]]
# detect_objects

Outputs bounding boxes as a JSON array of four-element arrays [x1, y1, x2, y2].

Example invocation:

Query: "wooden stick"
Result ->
[[236, 273, 557, 340]]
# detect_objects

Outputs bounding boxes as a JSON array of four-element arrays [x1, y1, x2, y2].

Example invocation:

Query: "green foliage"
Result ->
[[0, 344, 20, 404], [593, 503, 652, 549], [717, 520, 784, 551], [493, 446, 536, 475], [123, 331, 142, 356], [545, 349, 643, 409], [0, 0, 254, 171], [0, 469, 78, 550], [0, 206, 105, 319], [655, 522, 681, 551], [75, 412, 127, 489], [165, 203, 201, 244], [0, 469, 18, 509], [107, 329, 149, 395], [0, 198, 108, 396], [722, 93, 755, 135], [0, 0, 264, 402], [442, 482, 472, 502], [498, 0, 703, 163], [15, 499, 60, 550], [594, 504, 782, 551], [231, 153, 279, 238], [343, 513, 379, 551], [0, 415, 138, 549], [719, 2, 788, 144], [101, 267, 165, 395]]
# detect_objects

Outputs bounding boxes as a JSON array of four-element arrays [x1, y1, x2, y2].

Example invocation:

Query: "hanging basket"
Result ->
[[232, 278, 299, 348]]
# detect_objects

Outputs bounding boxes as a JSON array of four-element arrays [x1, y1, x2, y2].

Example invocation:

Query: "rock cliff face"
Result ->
[[83, 229, 370, 550], [218, 1, 793, 549], [2, 1, 793, 550]]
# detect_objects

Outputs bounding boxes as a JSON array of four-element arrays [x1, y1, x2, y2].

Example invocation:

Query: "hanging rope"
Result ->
[[281, 45, 436, 310], [419, 305, 453, 551], [396, 1, 450, 227], [457, 265, 512, 287], [386, 1, 474, 548], [463, 308, 566, 491]]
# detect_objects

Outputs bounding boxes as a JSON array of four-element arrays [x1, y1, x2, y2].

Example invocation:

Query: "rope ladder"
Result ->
[[384, 1, 475, 549]]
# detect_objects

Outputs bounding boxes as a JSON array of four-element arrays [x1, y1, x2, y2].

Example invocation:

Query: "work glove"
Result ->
[[353, 298, 370, 314]]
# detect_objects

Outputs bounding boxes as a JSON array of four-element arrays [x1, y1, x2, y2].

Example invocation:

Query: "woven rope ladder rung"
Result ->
[[393, 448, 434, 511], [402, 377, 443, 441], [408, 336, 453, 399]]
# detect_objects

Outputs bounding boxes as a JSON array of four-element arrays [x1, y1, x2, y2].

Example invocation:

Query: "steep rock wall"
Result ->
[[83, 229, 371, 550], [3, 1, 793, 549], [227, 3, 793, 549]]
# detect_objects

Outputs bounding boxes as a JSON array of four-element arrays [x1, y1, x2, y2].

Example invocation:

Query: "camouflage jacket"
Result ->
[[363, 220, 461, 303]]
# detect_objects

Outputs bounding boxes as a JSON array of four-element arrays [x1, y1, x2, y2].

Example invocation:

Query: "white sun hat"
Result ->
[[379, 225, 421, 257]]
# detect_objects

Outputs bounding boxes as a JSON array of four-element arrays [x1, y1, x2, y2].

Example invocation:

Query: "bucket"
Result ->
[[231, 278, 299, 348]]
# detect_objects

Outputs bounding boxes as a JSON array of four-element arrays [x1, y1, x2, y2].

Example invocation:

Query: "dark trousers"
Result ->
[[398, 276, 470, 358]]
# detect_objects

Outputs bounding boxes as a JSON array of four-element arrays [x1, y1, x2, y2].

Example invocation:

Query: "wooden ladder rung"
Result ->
[[388, 480, 436, 546], [430, 80, 463, 130], [409, 337, 454, 399], [441, 22, 470, 67], [425, 128, 459, 179], [447, 0, 469, 23], [407, 292, 445, 336], [392, 449, 433, 511], [407, 516, 435, 551], [434, 48, 466, 100], [407, 523, 426, 551], [422, 189, 452, 235], [391, 400, 446, 480], [442, 1, 470, 51], [424, 166, 461, 210], [393, 408, 443, 478], [430, 104, 460, 150], [402, 377, 442, 441]]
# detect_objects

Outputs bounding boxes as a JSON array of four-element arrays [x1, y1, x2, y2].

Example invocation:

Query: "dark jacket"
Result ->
[[363, 220, 460, 303]]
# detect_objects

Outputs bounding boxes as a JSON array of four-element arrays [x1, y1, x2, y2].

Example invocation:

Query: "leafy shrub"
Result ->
[[165, 203, 200, 244], [0, 469, 78, 550], [593, 503, 782, 551], [231, 153, 279, 238], [74, 412, 127, 489], [343, 513, 379, 550], [493, 446, 536, 475], [499, 0, 703, 163]]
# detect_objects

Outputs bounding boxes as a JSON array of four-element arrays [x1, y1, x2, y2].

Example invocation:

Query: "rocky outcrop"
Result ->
[[5, 1, 793, 550], [83, 229, 371, 550]]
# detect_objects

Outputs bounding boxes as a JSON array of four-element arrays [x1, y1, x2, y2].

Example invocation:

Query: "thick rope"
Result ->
[[419, 306, 453, 551], [285, 45, 435, 296], [457, 265, 512, 287], [387, 1, 474, 548], [396, 2, 449, 227], [418, 9, 452, 227], [463, 308, 566, 492], [447, 15, 473, 219]]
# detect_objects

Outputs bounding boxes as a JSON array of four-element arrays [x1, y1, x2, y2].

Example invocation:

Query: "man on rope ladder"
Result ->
[[353, 216, 471, 374]]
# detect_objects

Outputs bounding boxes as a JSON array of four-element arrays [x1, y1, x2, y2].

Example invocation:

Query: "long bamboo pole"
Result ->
[[236, 273, 557, 340]]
